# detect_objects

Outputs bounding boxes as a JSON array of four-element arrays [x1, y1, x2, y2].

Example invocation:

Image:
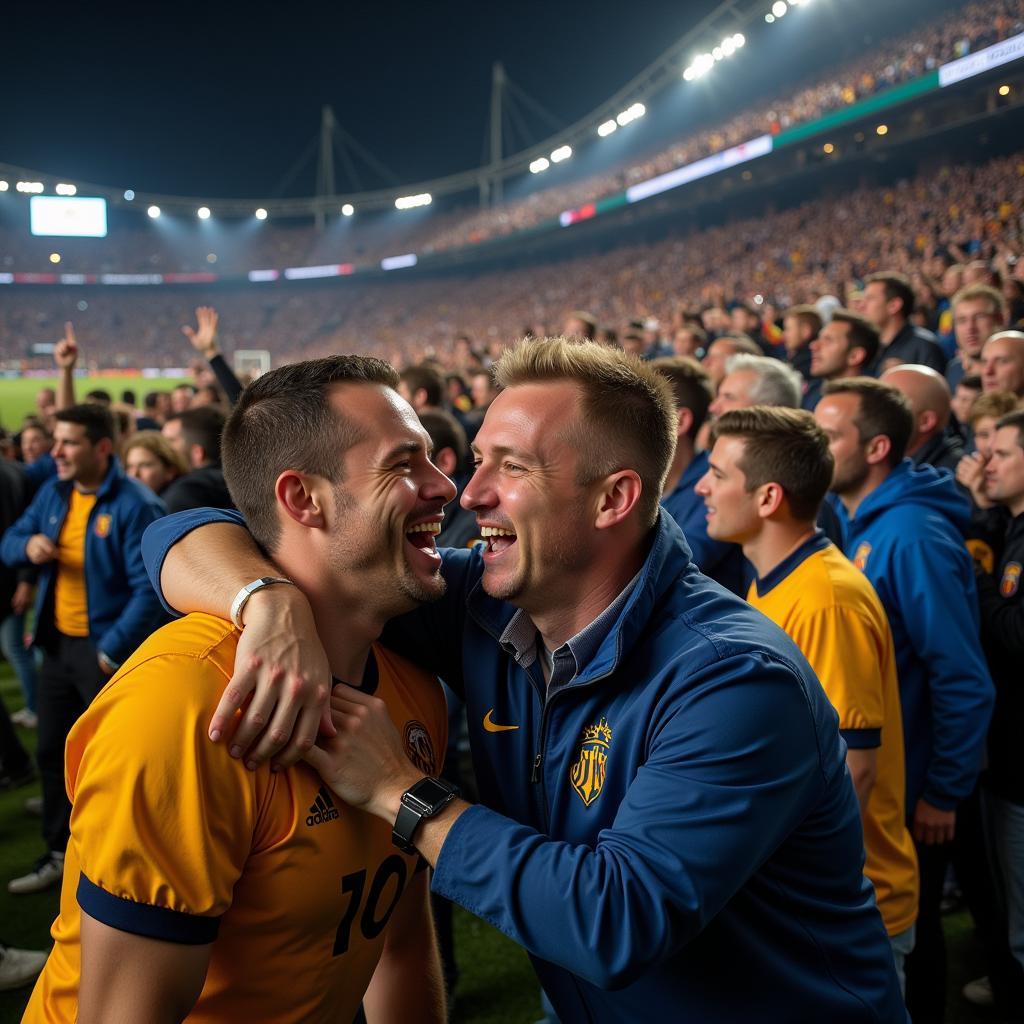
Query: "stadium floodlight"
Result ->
[[999, 84, 1011, 96], [341, 203, 355, 216], [733, 33, 745, 47], [550, 145, 572, 163], [16, 181, 44, 194], [0, 181, 8, 192], [529, 156, 550, 173], [255, 208, 268, 220], [598, 119, 618, 137], [772, 1, 787, 17], [765, 12, 774, 22], [721, 37, 736, 56], [55, 183, 77, 196], [876, 124, 888, 136], [49, 253, 61, 264], [123, 189, 135, 201], [713, 46, 723, 61], [615, 102, 645, 127], [147, 205, 161, 218], [394, 193, 432, 210], [197, 206, 211, 219]]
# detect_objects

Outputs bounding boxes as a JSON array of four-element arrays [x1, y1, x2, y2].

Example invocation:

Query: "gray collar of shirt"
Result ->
[[498, 569, 643, 693]]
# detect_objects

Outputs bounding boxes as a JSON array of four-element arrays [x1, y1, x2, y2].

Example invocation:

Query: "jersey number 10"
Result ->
[[333, 855, 409, 956]]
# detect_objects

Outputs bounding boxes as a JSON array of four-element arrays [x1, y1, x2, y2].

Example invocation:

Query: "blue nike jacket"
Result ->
[[144, 508, 906, 1022], [1, 458, 167, 666], [832, 460, 994, 813]]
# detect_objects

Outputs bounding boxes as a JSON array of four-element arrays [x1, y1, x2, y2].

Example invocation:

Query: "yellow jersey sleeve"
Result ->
[[786, 605, 886, 746], [68, 647, 263, 945]]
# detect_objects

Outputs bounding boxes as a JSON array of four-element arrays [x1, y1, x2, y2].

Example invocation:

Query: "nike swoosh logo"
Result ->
[[483, 708, 519, 733]]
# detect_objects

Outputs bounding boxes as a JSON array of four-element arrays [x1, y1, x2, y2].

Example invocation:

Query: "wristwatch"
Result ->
[[229, 576, 295, 629], [392, 777, 460, 854]]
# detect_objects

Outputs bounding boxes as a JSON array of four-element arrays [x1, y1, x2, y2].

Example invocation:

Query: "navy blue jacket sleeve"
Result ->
[[892, 539, 994, 809], [97, 498, 168, 665], [0, 487, 47, 569], [431, 651, 833, 989], [141, 507, 475, 686], [142, 507, 246, 617]]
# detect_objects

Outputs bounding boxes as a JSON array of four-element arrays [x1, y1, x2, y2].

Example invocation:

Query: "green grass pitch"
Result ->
[[0, 376, 189, 431]]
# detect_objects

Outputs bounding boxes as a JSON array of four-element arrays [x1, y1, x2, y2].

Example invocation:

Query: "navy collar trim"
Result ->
[[753, 531, 830, 598], [332, 647, 378, 696]]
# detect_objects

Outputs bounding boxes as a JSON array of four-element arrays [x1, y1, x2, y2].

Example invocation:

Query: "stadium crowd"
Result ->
[[0, 0, 1020, 278], [3, 147, 1024, 375]]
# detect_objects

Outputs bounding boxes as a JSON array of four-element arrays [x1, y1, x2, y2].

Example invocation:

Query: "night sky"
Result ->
[[0, 0, 962, 201]]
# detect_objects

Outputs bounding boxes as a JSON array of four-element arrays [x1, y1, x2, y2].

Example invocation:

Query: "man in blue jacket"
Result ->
[[143, 340, 907, 1023], [0, 404, 166, 895], [815, 377, 994, 1024]]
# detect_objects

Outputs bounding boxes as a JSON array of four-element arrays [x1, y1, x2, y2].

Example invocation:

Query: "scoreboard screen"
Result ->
[[30, 196, 108, 237]]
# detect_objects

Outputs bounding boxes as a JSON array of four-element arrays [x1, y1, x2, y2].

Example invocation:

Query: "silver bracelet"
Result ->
[[229, 576, 296, 630]]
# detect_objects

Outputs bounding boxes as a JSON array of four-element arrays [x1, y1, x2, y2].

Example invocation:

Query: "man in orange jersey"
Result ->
[[23, 358, 452, 1023]]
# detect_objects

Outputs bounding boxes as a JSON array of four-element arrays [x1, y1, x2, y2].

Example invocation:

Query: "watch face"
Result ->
[[409, 777, 453, 807]]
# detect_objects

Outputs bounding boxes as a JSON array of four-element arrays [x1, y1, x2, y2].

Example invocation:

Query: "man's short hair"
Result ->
[[723, 354, 803, 408], [784, 305, 823, 337], [84, 388, 113, 407], [995, 409, 1024, 447], [494, 338, 677, 527], [865, 272, 915, 318], [650, 357, 713, 440], [822, 377, 914, 466], [952, 283, 1007, 321], [55, 404, 115, 445], [710, 407, 834, 521], [830, 309, 881, 367], [959, 375, 983, 392], [167, 406, 227, 465], [222, 356, 399, 553], [969, 390, 1020, 426], [417, 408, 469, 475], [400, 364, 445, 407], [143, 391, 162, 411]]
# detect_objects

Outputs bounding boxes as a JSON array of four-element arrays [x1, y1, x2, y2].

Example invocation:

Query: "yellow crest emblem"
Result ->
[[570, 718, 612, 807], [852, 541, 871, 572], [1001, 562, 1022, 598], [94, 514, 112, 538], [966, 539, 995, 577]]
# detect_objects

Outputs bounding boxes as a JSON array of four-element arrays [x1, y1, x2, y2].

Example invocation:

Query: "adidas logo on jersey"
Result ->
[[306, 785, 340, 827]]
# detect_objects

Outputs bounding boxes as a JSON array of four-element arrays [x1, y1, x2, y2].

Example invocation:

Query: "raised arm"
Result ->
[[182, 306, 243, 405], [54, 321, 78, 410], [142, 509, 332, 765]]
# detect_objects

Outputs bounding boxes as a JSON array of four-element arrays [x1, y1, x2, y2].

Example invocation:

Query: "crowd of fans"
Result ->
[[0, 0, 1020, 279], [2, 147, 1023, 375]]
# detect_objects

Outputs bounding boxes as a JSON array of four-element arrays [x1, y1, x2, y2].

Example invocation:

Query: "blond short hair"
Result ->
[[495, 337, 677, 526]]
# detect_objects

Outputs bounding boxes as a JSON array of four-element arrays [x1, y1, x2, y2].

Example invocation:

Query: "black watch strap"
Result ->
[[392, 776, 459, 854]]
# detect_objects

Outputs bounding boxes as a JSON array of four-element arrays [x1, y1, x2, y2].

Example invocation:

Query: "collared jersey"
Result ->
[[53, 489, 96, 637], [748, 534, 918, 935], [25, 614, 446, 1024]]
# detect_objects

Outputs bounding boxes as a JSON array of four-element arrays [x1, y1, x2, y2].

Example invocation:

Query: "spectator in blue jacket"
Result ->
[[143, 340, 908, 1023], [0, 404, 167, 896], [815, 377, 994, 1024]]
